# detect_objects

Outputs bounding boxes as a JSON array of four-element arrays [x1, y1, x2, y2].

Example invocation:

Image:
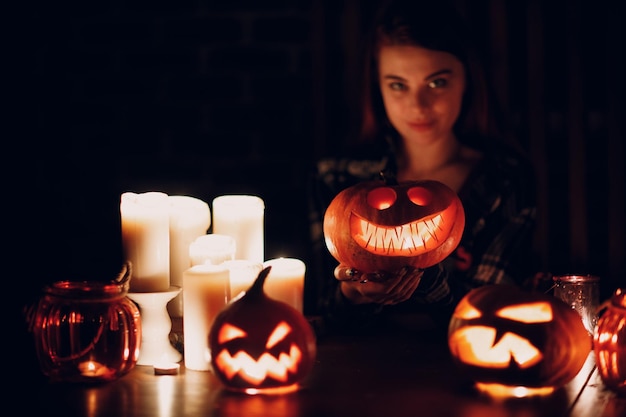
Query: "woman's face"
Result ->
[[377, 45, 466, 145]]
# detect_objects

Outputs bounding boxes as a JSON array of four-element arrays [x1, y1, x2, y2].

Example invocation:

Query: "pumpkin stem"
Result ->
[[379, 169, 398, 185], [249, 266, 272, 295]]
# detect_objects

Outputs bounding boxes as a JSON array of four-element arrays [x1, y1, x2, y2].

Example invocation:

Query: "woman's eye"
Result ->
[[428, 78, 448, 88], [389, 82, 407, 91]]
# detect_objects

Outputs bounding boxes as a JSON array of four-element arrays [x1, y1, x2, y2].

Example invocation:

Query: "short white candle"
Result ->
[[189, 234, 236, 266], [212, 195, 265, 264], [182, 264, 230, 371], [121, 192, 170, 293], [222, 259, 263, 300], [154, 362, 180, 375], [168, 195, 211, 317], [262, 258, 306, 313]]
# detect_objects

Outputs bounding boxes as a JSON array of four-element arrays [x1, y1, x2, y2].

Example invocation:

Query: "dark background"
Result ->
[[11, 0, 625, 328]]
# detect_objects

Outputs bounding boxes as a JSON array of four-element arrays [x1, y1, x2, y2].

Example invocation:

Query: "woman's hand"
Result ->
[[334, 264, 423, 305]]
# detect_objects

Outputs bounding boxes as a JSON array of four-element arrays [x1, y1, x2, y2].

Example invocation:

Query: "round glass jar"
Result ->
[[593, 288, 626, 395], [552, 274, 600, 335], [29, 278, 141, 383]]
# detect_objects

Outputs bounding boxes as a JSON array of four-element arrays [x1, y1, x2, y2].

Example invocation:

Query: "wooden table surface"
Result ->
[[19, 314, 625, 417]]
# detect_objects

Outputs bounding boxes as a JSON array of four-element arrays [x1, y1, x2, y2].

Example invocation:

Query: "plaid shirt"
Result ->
[[307, 141, 537, 329]]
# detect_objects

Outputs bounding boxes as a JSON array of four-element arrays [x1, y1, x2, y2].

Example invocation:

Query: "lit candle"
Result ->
[[168, 195, 211, 317], [189, 234, 236, 266], [262, 258, 306, 313], [78, 361, 111, 378], [121, 192, 170, 293], [212, 195, 265, 264], [183, 264, 230, 371], [222, 259, 263, 300]]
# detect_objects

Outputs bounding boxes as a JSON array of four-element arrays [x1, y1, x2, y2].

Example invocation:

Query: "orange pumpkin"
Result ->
[[448, 285, 592, 396], [323, 178, 464, 273], [208, 266, 317, 394]]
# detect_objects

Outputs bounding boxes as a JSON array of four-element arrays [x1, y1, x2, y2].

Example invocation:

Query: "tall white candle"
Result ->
[[168, 195, 211, 318], [189, 234, 236, 266], [212, 195, 265, 264], [121, 192, 170, 293], [182, 264, 230, 371], [222, 259, 263, 300], [262, 258, 306, 313]]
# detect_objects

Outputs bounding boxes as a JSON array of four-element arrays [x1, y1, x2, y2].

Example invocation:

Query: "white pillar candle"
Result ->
[[222, 259, 263, 300], [262, 258, 306, 313], [189, 234, 236, 266], [182, 264, 230, 371], [121, 192, 170, 293], [168, 195, 211, 318], [212, 195, 265, 264]]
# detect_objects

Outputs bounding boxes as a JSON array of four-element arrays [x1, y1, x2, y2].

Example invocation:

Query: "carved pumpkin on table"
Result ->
[[448, 285, 592, 398], [323, 178, 465, 273], [208, 266, 317, 395]]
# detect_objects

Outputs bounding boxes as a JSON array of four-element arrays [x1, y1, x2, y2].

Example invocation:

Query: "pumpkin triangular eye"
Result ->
[[218, 323, 248, 343], [496, 302, 553, 323], [266, 321, 292, 348], [454, 297, 482, 319]]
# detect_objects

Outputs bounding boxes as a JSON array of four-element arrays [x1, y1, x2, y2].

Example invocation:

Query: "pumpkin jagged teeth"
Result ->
[[214, 345, 303, 385], [351, 213, 447, 256]]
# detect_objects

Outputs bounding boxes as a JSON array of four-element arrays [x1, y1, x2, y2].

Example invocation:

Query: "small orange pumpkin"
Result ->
[[448, 285, 592, 396], [208, 266, 317, 394], [323, 178, 464, 273]]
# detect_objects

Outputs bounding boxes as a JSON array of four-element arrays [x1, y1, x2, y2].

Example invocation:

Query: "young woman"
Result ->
[[307, 0, 537, 331]]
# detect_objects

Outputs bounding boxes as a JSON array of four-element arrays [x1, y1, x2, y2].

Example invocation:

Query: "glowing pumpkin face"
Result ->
[[448, 285, 592, 396], [209, 267, 317, 394], [323, 178, 464, 273]]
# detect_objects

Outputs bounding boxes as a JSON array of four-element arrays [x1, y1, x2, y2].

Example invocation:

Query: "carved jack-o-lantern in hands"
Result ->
[[323, 178, 465, 273], [448, 285, 592, 397], [208, 267, 317, 394]]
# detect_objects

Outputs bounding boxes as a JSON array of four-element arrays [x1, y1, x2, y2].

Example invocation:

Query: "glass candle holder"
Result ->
[[28, 264, 141, 383], [552, 274, 600, 335], [593, 288, 626, 395]]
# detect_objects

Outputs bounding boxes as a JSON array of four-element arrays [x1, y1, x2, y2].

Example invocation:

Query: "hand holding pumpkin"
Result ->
[[323, 178, 464, 305], [335, 264, 424, 305]]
